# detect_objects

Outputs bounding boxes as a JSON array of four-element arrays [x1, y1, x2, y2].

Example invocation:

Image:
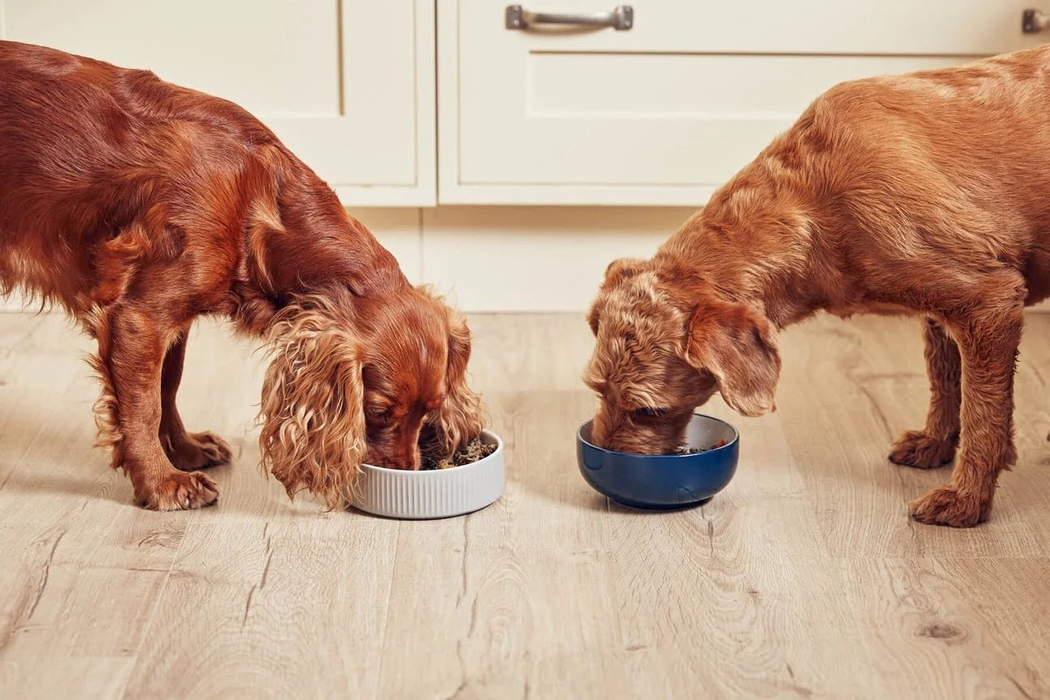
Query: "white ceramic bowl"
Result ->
[[353, 431, 504, 519]]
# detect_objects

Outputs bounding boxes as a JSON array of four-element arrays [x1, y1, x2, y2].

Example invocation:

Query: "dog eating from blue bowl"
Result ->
[[576, 414, 739, 509]]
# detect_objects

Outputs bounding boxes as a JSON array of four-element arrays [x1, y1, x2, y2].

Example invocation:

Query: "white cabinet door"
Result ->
[[441, 0, 1044, 205], [1, 0, 435, 206]]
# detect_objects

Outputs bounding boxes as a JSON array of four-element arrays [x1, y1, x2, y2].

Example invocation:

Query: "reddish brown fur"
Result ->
[[0, 41, 482, 510], [586, 46, 1050, 527]]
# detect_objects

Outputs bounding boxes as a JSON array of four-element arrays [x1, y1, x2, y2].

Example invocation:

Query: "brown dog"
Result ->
[[585, 46, 1050, 528], [0, 40, 483, 510]]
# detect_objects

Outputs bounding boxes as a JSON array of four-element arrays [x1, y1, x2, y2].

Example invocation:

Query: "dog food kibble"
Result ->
[[675, 439, 728, 455], [421, 437, 497, 470]]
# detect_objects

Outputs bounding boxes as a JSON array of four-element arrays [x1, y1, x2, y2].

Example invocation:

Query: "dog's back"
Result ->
[[685, 45, 1050, 310], [0, 40, 277, 179], [0, 41, 285, 309], [818, 44, 1050, 201]]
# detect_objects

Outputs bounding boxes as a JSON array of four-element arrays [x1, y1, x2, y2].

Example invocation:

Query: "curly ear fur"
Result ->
[[684, 300, 781, 417], [259, 294, 365, 508], [417, 288, 484, 458]]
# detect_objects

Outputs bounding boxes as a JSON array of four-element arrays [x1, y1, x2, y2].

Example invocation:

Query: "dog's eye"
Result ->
[[633, 406, 669, 419], [365, 404, 393, 421]]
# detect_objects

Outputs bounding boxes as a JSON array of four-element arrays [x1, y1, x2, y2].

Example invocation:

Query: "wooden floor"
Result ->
[[0, 312, 1049, 699]]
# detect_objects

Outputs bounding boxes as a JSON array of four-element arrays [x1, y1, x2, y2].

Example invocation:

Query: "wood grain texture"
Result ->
[[0, 312, 1048, 699]]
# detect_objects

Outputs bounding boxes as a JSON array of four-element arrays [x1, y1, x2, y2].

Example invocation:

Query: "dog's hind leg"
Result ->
[[94, 308, 217, 510], [889, 319, 960, 468], [159, 329, 232, 472], [910, 274, 1024, 527]]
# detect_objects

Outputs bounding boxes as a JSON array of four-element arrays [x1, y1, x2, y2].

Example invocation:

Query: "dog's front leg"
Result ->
[[95, 309, 218, 510], [890, 319, 960, 468], [910, 284, 1023, 527], [159, 330, 233, 472]]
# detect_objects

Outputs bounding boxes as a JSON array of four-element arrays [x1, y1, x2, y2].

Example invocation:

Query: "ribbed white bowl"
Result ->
[[353, 431, 504, 519]]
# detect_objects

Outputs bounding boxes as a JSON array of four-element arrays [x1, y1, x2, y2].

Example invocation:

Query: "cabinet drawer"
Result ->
[[1, 0, 435, 206], [440, 0, 1043, 205]]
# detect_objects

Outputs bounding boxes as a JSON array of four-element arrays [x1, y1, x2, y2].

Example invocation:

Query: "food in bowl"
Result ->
[[676, 439, 728, 455], [421, 436, 497, 470]]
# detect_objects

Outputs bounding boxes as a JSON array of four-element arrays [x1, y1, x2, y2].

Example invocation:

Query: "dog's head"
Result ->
[[583, 258, 780, 454], [258, 285, 483, 507]]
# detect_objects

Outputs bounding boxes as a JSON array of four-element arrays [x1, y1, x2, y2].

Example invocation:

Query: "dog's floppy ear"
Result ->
[[258, 293, 366, 508], [683, 300, 780, 417], [416, 287, 484, 459], [436, 304, 484, 455]]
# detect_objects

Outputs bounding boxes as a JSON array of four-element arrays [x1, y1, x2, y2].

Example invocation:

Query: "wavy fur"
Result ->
[[418, 291, 484, 459], [0, 40, 461, 509], [587, 46, 1050, 527], [259, 294, 366, 508]]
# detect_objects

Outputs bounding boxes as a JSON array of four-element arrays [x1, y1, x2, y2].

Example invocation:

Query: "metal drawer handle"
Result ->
[[505, 5, 633, 31], [1023, 8, 1050, 32]]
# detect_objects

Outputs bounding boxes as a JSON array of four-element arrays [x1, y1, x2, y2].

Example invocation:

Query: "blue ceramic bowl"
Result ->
[[576, 414, 739, 509]]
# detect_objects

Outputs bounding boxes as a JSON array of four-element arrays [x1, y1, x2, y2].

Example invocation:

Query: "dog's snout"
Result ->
[[592, 415, 650, 455], [401, 440, 421, 472], [366, 442, 420, 471], [605, 432, 663, 456], [591, 420, 611, 449], [363, 418, 427, 471], [592, 403, 693, 456], [590, 404, 624, 450]]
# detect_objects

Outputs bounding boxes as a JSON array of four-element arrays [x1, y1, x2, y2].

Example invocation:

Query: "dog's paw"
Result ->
[[889, 430, 956, 469], [136, 471, 219, 511], [909, 486, 988, 528], [167, 431, 233, 472]]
